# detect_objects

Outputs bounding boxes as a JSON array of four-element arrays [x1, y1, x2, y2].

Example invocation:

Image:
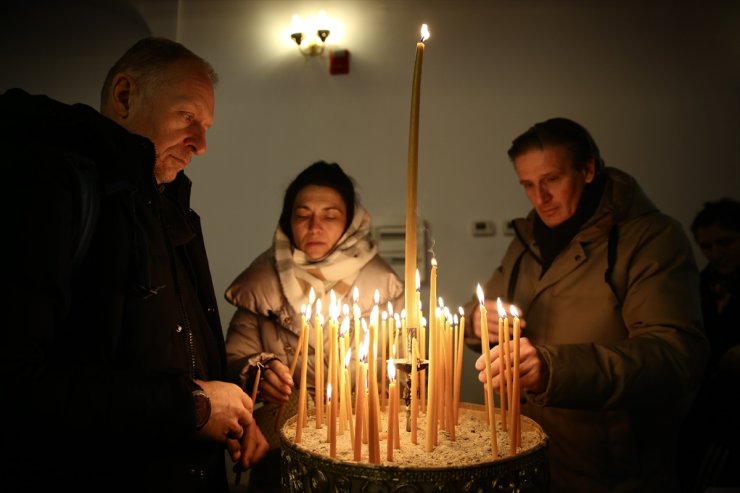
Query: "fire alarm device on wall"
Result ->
[[330, 49, 350, 75]]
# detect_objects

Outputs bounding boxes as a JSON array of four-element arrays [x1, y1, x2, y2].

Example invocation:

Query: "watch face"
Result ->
[[193, 390, 211, 430]]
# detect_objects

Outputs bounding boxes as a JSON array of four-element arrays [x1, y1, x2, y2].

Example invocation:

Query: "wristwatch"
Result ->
[[192, 389, 211, 430]]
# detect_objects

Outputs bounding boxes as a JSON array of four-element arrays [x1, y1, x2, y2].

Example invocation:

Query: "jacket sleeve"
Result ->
[[225, 307, 270, 388]]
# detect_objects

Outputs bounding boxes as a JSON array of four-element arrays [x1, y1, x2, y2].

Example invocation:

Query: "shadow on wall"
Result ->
[[0, 0, 151, 107]]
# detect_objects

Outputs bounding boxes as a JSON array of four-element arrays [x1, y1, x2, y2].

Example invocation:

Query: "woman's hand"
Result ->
[[259, 359, 294, 404]]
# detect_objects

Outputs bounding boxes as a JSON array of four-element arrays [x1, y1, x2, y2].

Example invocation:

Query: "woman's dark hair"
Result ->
[[507, 117, 605, 174], [691, 198, 740, 238], [278, 160, 357, 245]]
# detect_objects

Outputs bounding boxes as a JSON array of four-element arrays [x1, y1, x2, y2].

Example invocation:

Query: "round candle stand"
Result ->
[[280, 403, 549, 493]]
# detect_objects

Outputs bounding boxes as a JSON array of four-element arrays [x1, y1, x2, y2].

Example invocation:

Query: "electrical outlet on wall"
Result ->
[[470, 220, 496, 237]]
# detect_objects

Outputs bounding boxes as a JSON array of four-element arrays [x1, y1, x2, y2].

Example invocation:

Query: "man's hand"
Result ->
[[474, 337, 547, 395], [195, 379, 254, 442], [226, 420, 269, 469], [470, 300, 526, 345]]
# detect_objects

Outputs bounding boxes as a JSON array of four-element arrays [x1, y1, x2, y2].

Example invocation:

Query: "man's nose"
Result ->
[[188, 127, 208, 155], [534, 184, 551, 205]]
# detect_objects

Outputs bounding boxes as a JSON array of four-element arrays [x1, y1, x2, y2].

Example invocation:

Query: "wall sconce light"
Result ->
[[290, 10, 331, 56]]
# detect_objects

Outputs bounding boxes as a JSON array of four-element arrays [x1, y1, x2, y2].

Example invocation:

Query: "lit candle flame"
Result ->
[[374, 288, 380, 305], [496, 297, 506, 318], [327, 383, 332, 401], [416, 269, 421, 291], [359, 334, 368, 362], [309, 287, 316, 305], [353, 286, 359, 303], [316, 298, 323, 318], [431, 256, 437, 268], [305, 304, 312, 320], [387, 301, 394, 316], [387, 359, 396, 381], [382, 310, 388, 321], [420, 23, 430, 42], [476, 283, 484, 305], [340, 315, 350, 336], [345, 349, 352, 367], [510, 305, 520, 318]]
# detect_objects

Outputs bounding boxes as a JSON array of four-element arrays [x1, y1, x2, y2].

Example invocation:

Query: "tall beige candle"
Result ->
[[404, 24, 429, 334], [496, 298, 508, 433], [314, 300, 324, 428], [477, 284, 498, 458], [511, 306, 522, 450], [295, 304, 311, 443]]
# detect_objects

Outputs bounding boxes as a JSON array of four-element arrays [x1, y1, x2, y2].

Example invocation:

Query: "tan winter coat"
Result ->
[[471, 168, 708, 492]]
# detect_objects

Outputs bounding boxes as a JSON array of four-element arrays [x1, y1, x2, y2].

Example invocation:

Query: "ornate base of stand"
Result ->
[[280, 403, 549, 493]]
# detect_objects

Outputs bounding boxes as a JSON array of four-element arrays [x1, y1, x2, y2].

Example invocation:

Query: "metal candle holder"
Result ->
[[390, 357, 428, 432]]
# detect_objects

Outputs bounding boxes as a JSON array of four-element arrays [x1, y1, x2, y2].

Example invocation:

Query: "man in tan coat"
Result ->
[[467, 117, 708, 492]]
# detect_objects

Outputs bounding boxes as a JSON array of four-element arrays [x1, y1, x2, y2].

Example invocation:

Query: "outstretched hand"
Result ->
[[474, 337, 547, 395]]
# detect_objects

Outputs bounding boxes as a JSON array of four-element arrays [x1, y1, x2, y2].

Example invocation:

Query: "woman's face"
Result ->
[[291, 185, 348, 260]]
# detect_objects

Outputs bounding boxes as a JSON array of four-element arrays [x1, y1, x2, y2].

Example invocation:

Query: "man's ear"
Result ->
[[109, 73, 136, 118], [584, 158, 597, 184]]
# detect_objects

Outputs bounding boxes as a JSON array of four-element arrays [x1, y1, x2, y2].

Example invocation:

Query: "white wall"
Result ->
[[2, 0, 739, 403]]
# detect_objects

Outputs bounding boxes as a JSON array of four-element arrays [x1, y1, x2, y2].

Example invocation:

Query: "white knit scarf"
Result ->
[[274, 204, 379, 314]]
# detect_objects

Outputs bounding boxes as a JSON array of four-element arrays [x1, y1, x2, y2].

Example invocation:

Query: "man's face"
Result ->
[[514, 145, 595, 228], [123, 59, 214, 185], [695, 224, 740, 276]]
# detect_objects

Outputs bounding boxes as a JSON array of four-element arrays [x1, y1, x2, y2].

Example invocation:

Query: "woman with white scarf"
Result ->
[[225, 161, 404, 491]]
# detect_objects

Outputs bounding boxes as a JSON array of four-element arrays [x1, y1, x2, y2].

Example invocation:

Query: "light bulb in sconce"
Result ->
[[289, 10, 331, 56]]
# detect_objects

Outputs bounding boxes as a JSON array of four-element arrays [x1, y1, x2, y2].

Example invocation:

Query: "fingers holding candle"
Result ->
[[475, 345, 504, 387], [259, 359, 294, 403]]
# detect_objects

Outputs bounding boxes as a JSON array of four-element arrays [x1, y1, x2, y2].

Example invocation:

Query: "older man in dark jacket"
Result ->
[[0, 38, 267, 492]]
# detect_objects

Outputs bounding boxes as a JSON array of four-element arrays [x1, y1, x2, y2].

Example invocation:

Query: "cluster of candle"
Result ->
[[290, 272, 468, 463], [476, 284, 522, 456]]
